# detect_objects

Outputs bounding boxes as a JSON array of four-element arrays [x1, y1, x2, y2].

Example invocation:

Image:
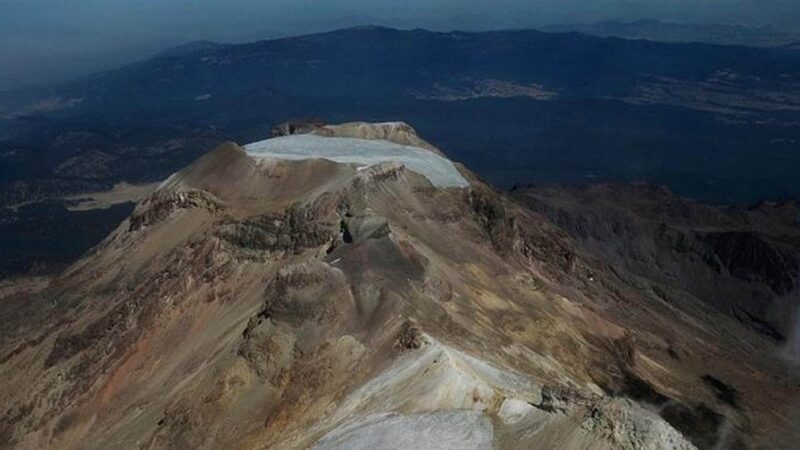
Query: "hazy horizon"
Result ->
[[3, 0, 800, 90]]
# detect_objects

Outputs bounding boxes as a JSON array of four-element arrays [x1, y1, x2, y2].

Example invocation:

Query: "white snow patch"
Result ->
[[301, 337, 540, 450], [244, 134, 469, 188], [498, 398, 536, 425], [313, 411, 493, 450], [335, 339, 537, 415], [314, 337, 540, 437], [157, 172, 180, 190]]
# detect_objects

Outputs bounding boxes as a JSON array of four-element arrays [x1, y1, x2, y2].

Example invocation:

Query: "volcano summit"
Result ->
[[0, 122, 797, 450]]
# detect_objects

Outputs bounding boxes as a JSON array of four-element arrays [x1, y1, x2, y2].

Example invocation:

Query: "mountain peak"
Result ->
[[2, 122, 798, 449]]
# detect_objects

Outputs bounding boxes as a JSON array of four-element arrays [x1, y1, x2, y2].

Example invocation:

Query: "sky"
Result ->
[[2, 0, 800, 90]]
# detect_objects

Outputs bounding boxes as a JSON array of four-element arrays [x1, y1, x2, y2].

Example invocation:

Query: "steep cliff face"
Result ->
[[0, 124, 797, 450]]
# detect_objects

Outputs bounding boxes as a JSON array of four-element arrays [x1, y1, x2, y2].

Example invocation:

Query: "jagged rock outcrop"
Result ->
[[271, 119, 327, 137], [129, 190, 222, 231]]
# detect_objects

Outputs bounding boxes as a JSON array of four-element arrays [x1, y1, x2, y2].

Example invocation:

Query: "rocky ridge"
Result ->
[[0, 123, 797, 449]]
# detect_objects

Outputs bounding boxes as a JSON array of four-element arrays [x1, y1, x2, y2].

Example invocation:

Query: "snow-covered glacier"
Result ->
[[244, 134, 469, 188]]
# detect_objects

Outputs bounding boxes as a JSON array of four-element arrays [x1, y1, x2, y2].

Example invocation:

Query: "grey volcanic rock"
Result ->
[[271, 119, 327, 137]]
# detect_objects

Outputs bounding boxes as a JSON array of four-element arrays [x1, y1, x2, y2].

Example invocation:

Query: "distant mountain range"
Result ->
[[2, 26, 798, 200], [544, 20, 800, 47], [1, 26, 800, 274], [154, 40, 229, 59]]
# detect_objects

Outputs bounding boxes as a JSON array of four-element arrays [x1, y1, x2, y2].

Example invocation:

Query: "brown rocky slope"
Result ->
[[0, 123, 797, 449]]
